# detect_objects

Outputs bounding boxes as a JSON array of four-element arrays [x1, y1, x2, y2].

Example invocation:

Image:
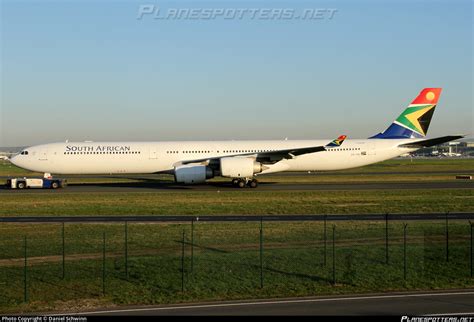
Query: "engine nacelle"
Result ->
[[220, 157, 262, 178], [174, 165, 214, 184]]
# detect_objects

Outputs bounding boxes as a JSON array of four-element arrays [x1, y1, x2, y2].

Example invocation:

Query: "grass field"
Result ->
[[0, 189, 473, 216], [0, 220, 472, 313]]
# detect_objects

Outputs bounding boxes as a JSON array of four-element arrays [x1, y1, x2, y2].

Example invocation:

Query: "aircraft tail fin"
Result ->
[[370, 88, 441, 139]]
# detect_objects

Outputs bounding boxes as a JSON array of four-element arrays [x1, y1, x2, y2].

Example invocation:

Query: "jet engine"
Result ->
[[220, 157, 263, 178], [174, 164, 214, 184]]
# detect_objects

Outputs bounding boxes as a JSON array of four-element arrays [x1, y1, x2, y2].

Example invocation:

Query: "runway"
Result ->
[[1, 212, 473, 222], [59, 290, 474, 316], [0, 180, 472, 193], [2, 169, 472, 181]]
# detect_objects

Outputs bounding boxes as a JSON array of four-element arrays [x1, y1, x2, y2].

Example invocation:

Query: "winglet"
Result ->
[[326, 135, 347, 147]]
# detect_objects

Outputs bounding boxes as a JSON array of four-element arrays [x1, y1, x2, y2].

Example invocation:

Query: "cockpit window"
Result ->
[[20, 151, 29, 155]]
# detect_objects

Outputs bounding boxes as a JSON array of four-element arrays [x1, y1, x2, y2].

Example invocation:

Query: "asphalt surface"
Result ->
[[0, 180, 472, 193], [1, 169, 472, 181], [1, 213, 473, 223], [272, 170, 473, 176], [61, 290, 474, 316]]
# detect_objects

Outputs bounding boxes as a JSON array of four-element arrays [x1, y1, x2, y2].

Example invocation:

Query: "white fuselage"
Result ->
[[10, 139, 417, 175]]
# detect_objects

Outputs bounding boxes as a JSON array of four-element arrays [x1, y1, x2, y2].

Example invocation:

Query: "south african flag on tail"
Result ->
[[370, 88, 441, 139], [326, 135, 347, 147]]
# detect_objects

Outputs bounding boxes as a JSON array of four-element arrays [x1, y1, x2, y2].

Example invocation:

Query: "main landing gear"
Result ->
[[231, 178, 258, 188]]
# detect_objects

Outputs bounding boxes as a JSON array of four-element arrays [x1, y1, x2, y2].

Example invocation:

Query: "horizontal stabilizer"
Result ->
[[398, 135, 464, 148]]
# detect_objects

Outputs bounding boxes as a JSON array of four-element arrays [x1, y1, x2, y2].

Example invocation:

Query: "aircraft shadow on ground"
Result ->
[[66, 178, 277, 190]]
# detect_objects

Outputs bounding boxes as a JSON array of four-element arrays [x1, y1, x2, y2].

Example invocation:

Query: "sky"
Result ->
[[0, 0, 472, 146]]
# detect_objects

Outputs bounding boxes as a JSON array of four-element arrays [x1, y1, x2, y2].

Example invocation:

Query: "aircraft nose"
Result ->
[[9, 155, 21, 167]]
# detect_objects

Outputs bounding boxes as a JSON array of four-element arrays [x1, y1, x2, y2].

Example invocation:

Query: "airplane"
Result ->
[[10, 88, 463, 188], [442, 152, 462, 157]]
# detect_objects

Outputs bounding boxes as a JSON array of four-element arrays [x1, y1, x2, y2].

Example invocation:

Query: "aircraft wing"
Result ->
[[255, 135, 346, 162], [179, 135, 347, 166], [398, 135, 464, 148]]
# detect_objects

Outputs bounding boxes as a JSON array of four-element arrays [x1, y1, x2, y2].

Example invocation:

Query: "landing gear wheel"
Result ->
[[232, 179, 240, 186], [237, 180, 246, 188], [249, 179, 258, 188]]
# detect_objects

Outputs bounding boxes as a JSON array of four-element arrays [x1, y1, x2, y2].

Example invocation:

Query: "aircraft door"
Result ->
[[39, 150, 48, 160], [368, 142, 377, 156], [149, 147, 158, 159]]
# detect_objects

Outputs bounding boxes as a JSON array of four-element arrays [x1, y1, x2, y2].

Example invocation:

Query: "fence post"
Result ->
[[324, 214, 327, 267], [260, 217, 264, 289], [181, 230, 185, 292], [470, 221, 473, 278], [332, 225, 336, 285], [385, 213, 389, 264], [125, 221, 128, 280], [24, 236, 28, 303], [445, 212, 449, 262], [403, 223, 408, 280], [191, 218, 194, 273], [102, 232, 106, 296], [62, 222, 65, 279]]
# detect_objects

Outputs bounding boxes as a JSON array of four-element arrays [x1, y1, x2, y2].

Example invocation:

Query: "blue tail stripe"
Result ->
[[369, 123, 423, 139]]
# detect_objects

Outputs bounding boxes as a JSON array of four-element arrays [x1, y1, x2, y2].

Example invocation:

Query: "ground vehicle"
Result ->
[[6, 177, 67, 189]]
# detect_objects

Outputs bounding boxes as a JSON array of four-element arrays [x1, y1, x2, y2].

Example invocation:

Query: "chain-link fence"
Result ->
[[0, 217, 472, 309]]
